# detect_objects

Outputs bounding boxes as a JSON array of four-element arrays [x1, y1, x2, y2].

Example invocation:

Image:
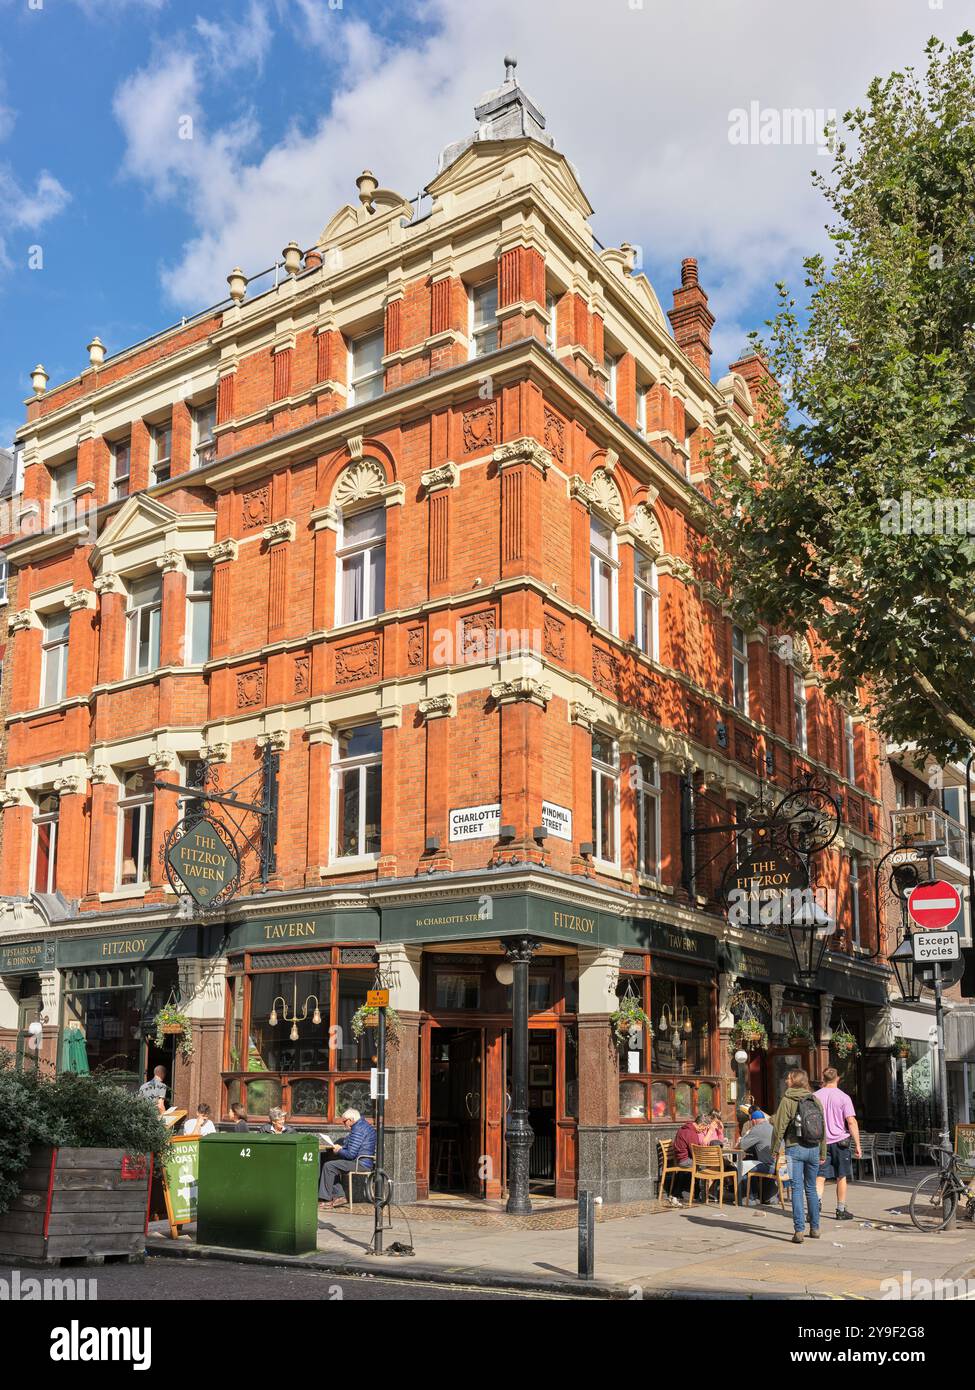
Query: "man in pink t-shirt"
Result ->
[[814, 1067, 861, 1221]]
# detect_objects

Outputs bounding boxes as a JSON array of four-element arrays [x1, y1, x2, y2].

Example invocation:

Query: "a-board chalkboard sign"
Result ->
[[149, 1136, 200, 1237]]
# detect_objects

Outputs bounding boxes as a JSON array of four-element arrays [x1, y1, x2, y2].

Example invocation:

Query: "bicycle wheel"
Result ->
[[910, 1172, 958, 1232]]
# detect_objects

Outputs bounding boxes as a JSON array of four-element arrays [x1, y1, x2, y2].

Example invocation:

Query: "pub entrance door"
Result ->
[[428, 1027, 486, 1197]]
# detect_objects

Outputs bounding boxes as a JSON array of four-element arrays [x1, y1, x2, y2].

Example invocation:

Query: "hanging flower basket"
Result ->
[[350, 1003, 401, 1047], [830, 1028, 858, 1059], [729, 1018, 769, 1052], [785, 1014, 815, 1047], [152, 1005, 194, 1060], [891, 1036, 912, 1060], [610, 997, 652, 1048]]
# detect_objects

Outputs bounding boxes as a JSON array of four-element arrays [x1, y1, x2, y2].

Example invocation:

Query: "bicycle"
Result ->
[[909, 1145, 975, 1232]]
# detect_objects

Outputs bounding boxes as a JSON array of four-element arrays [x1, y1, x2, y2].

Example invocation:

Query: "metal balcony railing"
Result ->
[[890, 805, 970, 867]]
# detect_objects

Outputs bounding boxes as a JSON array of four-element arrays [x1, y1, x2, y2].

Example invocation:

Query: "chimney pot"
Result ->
[[681, 257, 699, 288]]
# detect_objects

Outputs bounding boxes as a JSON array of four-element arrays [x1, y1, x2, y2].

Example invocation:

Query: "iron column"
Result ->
[[504, 936, 539, 1215]]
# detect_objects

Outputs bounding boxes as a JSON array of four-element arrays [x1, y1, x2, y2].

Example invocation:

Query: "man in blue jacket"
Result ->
[[319, 1108, 376, 1207]]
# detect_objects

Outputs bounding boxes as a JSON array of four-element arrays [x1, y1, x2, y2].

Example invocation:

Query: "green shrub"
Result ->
[[0, 1050, 170, 1216]]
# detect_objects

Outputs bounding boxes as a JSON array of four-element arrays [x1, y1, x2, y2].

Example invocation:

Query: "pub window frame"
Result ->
[[222, 947, 376, 1122], [617, 956, 720, 1124]]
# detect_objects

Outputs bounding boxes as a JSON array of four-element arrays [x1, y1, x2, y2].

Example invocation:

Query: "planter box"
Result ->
[[0, 1147, 150, 1265]]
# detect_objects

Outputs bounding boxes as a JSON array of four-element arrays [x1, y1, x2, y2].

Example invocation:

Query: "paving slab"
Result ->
[[150, 1167, 975, 1299]]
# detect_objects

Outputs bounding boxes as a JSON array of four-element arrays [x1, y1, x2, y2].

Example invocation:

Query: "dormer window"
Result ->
[[348, 329, 385, 406], [469, 279, 498, 359]]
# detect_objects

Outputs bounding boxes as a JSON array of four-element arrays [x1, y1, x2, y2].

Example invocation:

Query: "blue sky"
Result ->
[[0, 0, 964, 449]]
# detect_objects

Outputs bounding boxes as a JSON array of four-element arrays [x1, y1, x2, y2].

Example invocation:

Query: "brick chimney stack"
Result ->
[[668, 257, 715, 379], [729, 351, 779, 430]]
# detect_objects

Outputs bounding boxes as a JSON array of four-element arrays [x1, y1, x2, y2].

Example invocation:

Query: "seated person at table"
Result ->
[[230, 1101, 249, 1132], [740, 1108, 776, 1202], [183, 1103, 216, 1136], [319, 1108, 376, 1208], [669, 1117, 706, 1196], [260, 1106, 295, 1135], [700, 1109, 726, 1145]]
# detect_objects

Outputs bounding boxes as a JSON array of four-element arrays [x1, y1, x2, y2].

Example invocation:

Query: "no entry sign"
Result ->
[[907, 880, 962, 931]]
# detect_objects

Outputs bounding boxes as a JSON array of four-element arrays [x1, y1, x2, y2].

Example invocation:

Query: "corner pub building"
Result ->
[[0, 65, 891, 1205]]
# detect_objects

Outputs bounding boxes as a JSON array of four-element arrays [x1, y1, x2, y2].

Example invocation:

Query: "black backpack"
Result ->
[[793, 1095, 825, 1144]]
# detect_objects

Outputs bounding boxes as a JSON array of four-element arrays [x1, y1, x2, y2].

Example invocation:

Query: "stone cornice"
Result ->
[[492, 437, 551, 475]]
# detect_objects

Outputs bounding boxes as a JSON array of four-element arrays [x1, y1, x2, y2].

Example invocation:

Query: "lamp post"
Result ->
[[785, 897, 835, 984], [503, 936, 539, 1215]]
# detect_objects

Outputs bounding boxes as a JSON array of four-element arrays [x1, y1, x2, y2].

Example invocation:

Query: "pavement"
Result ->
[[150, 1167, 975, 1300]]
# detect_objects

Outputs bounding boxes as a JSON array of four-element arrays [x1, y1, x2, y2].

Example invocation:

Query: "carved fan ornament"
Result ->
[[589, 468, 623, 524], [630, 503, 664, 555], [333, 458, 387, 509]]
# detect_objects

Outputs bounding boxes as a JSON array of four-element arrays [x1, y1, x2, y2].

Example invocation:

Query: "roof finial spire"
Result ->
[[504, 54, 517, 84]]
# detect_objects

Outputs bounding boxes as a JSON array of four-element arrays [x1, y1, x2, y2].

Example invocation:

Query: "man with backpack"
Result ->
[[770, 1069, 827, 1244]]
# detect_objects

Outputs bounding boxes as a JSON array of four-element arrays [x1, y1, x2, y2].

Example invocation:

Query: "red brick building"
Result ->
[[0, 67, 890, 1201]]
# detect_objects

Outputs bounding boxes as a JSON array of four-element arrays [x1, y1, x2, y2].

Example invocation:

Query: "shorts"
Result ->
[[822, 1140, 853, 1180]]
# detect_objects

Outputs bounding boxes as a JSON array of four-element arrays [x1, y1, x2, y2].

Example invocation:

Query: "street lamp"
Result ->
[[890, 935, 922, 1004], [785, 896, 835, 983]]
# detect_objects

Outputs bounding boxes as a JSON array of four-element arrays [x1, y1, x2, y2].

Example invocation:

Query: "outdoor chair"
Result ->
[[744, 1163, 791, 1211], [657, 1139, 684, 1201], [874, 1131, 903, 1177], [344, 1156, 376, 1209], [689, 1144, 737, 1207], [852, 1132, 877, 1182], [891, 1130, 908, 1171]]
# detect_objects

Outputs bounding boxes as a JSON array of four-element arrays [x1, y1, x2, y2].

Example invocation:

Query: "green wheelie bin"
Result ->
[[196, 1132, 319, 1255]]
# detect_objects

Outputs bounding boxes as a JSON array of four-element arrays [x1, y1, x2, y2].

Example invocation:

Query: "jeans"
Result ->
[[319, 1157, 357, 1200], [787, 1144, 822, 1233]]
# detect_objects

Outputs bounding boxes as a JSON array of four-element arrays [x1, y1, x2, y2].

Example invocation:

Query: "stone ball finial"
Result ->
[[356, 169, 379, 211], [504, 55, 517, 82], [31, 364, 49, 396], [227, 267, 247, 302], [87, 336, 105, 368]]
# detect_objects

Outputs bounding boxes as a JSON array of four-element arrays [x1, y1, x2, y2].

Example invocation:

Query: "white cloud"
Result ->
[[195, 0, 274, 76], [113, 0, 960, 372]]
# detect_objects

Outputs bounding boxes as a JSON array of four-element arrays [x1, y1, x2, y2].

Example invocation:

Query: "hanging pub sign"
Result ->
[[725, 845, 809, 929], [164, 816, 240, 909]]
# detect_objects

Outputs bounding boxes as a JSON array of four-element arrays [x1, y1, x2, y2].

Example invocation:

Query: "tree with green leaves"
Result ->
[[705, 33, 975, 763]]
